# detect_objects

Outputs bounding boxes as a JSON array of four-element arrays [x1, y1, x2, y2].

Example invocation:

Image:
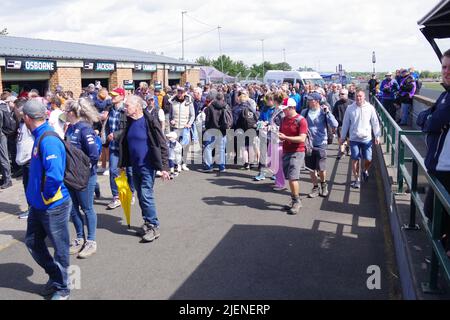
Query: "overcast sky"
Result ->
[[2, 0, 449, 72]]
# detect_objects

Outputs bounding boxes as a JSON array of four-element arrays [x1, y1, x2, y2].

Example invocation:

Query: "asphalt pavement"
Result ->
[[0, 144, 399, 300]]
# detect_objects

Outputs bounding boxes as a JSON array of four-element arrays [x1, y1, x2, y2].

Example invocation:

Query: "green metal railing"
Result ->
[[371, 95, 450, 293]]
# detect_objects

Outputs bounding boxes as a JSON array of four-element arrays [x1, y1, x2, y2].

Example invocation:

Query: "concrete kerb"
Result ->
[[374, 143, 417, 299]]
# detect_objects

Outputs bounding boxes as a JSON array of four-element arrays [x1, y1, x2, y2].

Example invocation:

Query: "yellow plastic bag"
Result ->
[[114, 171, 132, 228]]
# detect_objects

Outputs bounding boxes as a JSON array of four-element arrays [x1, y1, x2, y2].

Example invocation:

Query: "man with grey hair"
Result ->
[[119, 95, 170, 243], [22, 99, 72, 300], [333, 88, 353, 159]]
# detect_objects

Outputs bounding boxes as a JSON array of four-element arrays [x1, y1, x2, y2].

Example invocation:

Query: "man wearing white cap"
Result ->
[[278, 98, 308, 215]]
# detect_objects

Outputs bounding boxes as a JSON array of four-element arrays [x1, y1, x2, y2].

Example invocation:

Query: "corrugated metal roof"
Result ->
[[0, 36, 195, 65]]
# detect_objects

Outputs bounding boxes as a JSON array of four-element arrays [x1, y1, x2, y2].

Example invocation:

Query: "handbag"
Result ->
[[100, 120, 108, 146]]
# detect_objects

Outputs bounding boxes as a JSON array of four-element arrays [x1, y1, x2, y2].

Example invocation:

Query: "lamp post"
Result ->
[[181, 11, 187, 60], [260, 39, 265, 81], [372, 51, 376, 74], [218, 26, 225, 83]]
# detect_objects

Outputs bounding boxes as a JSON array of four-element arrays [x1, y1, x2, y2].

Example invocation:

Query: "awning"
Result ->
[[418, 0, 450, 59]]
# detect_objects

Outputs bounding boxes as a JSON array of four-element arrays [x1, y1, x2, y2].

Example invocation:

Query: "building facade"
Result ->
[[0, 36, 200, 96]]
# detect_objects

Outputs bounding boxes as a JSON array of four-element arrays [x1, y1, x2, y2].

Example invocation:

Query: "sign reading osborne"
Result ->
[[24, 60, 55, 71]]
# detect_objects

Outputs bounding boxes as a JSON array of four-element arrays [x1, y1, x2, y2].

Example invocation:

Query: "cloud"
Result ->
[[0, 0, 444, 71]]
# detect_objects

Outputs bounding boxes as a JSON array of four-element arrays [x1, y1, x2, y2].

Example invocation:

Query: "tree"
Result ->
[[0, 28, 8, 36], [195, 56, 212, 66]]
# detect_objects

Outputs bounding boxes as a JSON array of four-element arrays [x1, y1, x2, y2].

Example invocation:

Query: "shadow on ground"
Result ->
[[170, 224, 389, 300]]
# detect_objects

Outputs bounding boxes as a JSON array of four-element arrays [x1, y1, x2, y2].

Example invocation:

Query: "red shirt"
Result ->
[[280, 114, 308, 153]]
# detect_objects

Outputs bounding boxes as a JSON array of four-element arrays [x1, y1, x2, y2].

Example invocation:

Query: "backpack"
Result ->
[[303, 108, 334, 145], [38, 131, 91, 192], [283, 114, 313, 156], [1, 104, 17, 136], [219, 107, 233, 131], [238, 106, 258, 131]]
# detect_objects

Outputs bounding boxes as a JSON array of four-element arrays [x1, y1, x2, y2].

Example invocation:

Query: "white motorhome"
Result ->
[[263, 70, 325, 88]]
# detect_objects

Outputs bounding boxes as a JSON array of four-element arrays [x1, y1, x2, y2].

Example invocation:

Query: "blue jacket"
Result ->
[[290, 93, 302, 112], [66, 121, 100, 176], [259, 105, 276, 122], [26, 122, 70, 210], [424, 89, 450, 173], [301, 108, 338, 147], [93, 96, 112, 113]]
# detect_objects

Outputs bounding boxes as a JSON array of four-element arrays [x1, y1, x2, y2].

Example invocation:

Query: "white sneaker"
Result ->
[[156, 171, 163, 177], [107, 198, 121, 209], [102, 170, 110, 176], [131, 196, 136, 205], [181, 164, 190, 171], [77, 240, 97, 259], [176, 165, 182, 173]]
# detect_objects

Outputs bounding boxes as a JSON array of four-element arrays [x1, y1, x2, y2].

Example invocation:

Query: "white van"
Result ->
[[263, 70, 325, 88]]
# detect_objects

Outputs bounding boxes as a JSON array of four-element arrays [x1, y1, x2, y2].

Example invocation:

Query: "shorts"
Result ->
[[305, 147, 327, 171], [283, 152, 305, 181], [350, 141, 373, 161]]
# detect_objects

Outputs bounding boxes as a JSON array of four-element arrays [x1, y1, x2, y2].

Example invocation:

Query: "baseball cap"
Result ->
[[23, 99, 48, 119], [286, 98, 297, 108], [306, 92, 322, 101], [176, 86, 185, 92], [385, 72, 393, 76], [110, 88, 125, 97]]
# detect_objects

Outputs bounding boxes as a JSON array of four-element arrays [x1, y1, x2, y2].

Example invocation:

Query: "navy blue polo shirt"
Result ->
[[127, 116, 151, 169]]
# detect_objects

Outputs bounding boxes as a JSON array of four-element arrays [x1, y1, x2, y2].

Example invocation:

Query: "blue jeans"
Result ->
[[400, 103, 411, 125], [132, 166, 159, 227], [109, 149, 135, 198], [25, 199, 72, 296], [203, 134, 226, 171], [69, 174, 97, 241]]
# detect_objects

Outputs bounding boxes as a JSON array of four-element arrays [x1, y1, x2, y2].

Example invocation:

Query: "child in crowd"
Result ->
[[166, 132, 182, 179]]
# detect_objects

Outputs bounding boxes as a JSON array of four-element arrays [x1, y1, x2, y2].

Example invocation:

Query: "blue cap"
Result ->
[[306, 92, 322, 101]]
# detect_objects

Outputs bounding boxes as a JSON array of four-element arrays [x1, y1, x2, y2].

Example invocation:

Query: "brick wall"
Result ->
[[153, 69, 169, 88], [49, 67, 82, 98], [110, 68, 133, 91], [0, 68, 3, 93], [181, 69, 200, 87]]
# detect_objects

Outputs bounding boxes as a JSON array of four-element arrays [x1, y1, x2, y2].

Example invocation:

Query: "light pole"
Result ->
[[372, 51, 376, 74], [260, 39, 265, 81], [181, 11, 187, 60], [283, 48, 286, 64], [218, 26, 225, 83]]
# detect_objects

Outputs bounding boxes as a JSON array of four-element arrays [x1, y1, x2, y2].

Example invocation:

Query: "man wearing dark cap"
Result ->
[[302, 92, 338, 198], [22, 99, 72, 300], [368, 74, 379, 100], [397, 69, 416, 125]]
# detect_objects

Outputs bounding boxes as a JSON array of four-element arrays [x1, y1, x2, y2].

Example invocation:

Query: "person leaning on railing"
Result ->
[[421, 48, 450, 258]]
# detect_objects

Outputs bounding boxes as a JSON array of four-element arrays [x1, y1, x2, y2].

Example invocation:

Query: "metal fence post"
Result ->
[[403, 160, 420, 230], [422, 196, 444, 294], [391, 125, 396, 167], [397, 133, 405, 192]]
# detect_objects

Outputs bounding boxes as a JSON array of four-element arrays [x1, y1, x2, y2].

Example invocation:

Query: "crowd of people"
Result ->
[[1, 49, 449, 299], [368, 67, 421, 125]]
